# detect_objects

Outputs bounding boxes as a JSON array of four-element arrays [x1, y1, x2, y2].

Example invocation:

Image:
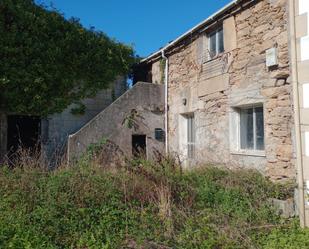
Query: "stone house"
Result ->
[[134, 0, 309, 226], [138, 0, 295, 180], [1, 0, 309, 226]]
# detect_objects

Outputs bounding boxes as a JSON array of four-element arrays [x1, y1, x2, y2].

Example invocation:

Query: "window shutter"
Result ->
[[223, 16, 237, 52], [196, 35, 204, 65]]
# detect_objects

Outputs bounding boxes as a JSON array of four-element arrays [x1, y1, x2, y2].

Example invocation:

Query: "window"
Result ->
[[208, 27, 224, 59], [187, 115, 195, 159], [239, 106, 264, 151]]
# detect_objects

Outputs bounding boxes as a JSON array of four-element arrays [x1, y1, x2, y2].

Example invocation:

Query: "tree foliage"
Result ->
[[0, 0, 136, 116]]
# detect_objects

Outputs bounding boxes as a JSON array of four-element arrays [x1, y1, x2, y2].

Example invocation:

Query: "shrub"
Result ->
[[0, 156, 305, 248]]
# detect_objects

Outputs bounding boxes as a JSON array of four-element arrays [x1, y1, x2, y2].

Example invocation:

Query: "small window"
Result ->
[[208, 26, 224, 59], [187, 115, 195, 159], [240, 106, 264, 151]]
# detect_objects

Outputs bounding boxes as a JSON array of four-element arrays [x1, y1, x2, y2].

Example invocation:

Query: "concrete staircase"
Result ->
[[67, 82, 164, 162]]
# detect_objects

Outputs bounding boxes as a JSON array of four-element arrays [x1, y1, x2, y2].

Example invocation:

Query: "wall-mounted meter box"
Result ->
[[155, 128, 165, 142], [266, 47, 278, 67]]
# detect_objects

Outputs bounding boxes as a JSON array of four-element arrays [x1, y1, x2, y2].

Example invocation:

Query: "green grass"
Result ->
[[0, 158, 308, 249]]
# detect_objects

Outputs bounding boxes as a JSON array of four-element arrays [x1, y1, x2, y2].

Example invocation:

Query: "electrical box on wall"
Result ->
[[266, 47, 278, 67], [155, 128, 165, 142]]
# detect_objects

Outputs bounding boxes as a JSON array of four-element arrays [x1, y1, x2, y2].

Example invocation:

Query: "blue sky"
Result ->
[[36, 0, 231, 57]]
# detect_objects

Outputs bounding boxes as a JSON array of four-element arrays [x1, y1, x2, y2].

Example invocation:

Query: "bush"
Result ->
[[0, 157, 307, 248]]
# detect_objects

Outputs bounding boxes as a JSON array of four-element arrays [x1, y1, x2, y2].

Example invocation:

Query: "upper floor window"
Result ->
[[208, 26, 224, 59]]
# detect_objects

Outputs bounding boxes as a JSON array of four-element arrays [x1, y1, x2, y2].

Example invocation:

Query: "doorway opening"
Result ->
[[7, 115, 41, 161], [132, 135, 146, 158]]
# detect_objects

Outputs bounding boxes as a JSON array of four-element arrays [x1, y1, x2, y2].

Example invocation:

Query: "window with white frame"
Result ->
[[239, 106, 265, 151], [186, 114, 195, 159], [208, 26, 224, 59]]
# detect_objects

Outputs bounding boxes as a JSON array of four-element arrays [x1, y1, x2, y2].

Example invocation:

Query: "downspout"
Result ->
[[161, 50, 169, 154], [289, 0, 306, 227]]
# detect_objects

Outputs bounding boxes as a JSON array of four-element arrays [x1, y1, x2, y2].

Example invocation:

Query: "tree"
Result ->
[[0, 0, 136, 116]]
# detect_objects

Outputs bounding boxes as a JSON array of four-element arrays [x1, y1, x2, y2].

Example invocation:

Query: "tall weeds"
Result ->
[[0, 150, 305, 249]]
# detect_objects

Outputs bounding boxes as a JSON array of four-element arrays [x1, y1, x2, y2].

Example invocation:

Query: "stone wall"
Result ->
[[159, 0, 295, 180], [152, 60, 163, 84], [42, 77, 127, 162], [67, 82, 165, 162]]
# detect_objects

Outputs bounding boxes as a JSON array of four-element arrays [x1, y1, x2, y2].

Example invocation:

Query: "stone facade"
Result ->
[[143, 0, 295, 180], [67, 82, 165, 162], [292, 0, 309, 226]]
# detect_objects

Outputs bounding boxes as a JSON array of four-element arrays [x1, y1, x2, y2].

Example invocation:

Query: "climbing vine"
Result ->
[[159, 58, 166, 84], [0, 0, 137, 116], [122, 109, 144, 131]]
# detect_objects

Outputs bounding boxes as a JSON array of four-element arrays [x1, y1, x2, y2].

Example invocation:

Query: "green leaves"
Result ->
[[0, 0, 136, 116]]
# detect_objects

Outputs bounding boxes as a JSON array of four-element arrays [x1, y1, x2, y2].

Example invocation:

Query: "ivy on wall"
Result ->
[[0, 0, 137, 116], [159, 58, 166, 84]]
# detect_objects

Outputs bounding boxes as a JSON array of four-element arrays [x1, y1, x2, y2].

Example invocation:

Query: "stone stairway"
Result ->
[[67, 82, 164, 162]]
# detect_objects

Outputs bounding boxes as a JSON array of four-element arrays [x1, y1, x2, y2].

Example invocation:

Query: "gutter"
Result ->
[[161, 50, 169, 154], [289, 0, 306, 227], [141, 0, 249, 63]]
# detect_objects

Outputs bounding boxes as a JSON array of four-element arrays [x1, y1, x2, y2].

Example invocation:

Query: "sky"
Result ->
[[36, 0, 231, 58]]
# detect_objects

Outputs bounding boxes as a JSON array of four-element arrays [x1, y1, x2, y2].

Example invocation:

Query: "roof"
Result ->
[[141, 0, 255, 63]]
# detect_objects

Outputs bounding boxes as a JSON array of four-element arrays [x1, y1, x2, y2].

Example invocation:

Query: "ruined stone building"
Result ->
[[1, 0, 309, 225]]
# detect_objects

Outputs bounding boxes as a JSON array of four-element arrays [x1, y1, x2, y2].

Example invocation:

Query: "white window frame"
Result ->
[[179, 113, 195, 161], [230, 105, 266, 157], [186, 114, 195, 159], [207, 26, 224, 60]]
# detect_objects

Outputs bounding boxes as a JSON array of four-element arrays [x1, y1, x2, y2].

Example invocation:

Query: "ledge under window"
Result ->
[[203, 53, 224, 64], [230, 150, 266, 158]]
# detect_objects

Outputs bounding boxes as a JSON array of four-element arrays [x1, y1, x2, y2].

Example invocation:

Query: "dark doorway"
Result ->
[[132, 135, 146, 158], [7, 115, 41, 160], [132, 63, 152, 85]]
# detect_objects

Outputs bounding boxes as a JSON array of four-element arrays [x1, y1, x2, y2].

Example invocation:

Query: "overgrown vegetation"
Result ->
[[0, 154, 309, 248], [0, 0, 136, 116]]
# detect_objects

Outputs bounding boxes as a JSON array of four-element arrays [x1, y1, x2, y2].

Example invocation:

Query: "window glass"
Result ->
[[255, 107, 265, 150], [187, 115, 195, 159], [239, 106, 264, 151], [209, 32, 217, 58], [208, 26, 224, 59], [218, 28, 224, 53], [240, 108, 254, 150]]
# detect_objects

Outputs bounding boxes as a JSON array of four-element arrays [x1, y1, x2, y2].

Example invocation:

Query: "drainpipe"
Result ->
[[161, 50, 169, 154], [289, 0, 306, 227]]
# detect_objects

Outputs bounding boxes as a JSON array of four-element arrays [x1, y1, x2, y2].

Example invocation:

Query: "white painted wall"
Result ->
[[303, 84, 309, 108], [306, 132, 309, 157], [299, 0, 309, 61]]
